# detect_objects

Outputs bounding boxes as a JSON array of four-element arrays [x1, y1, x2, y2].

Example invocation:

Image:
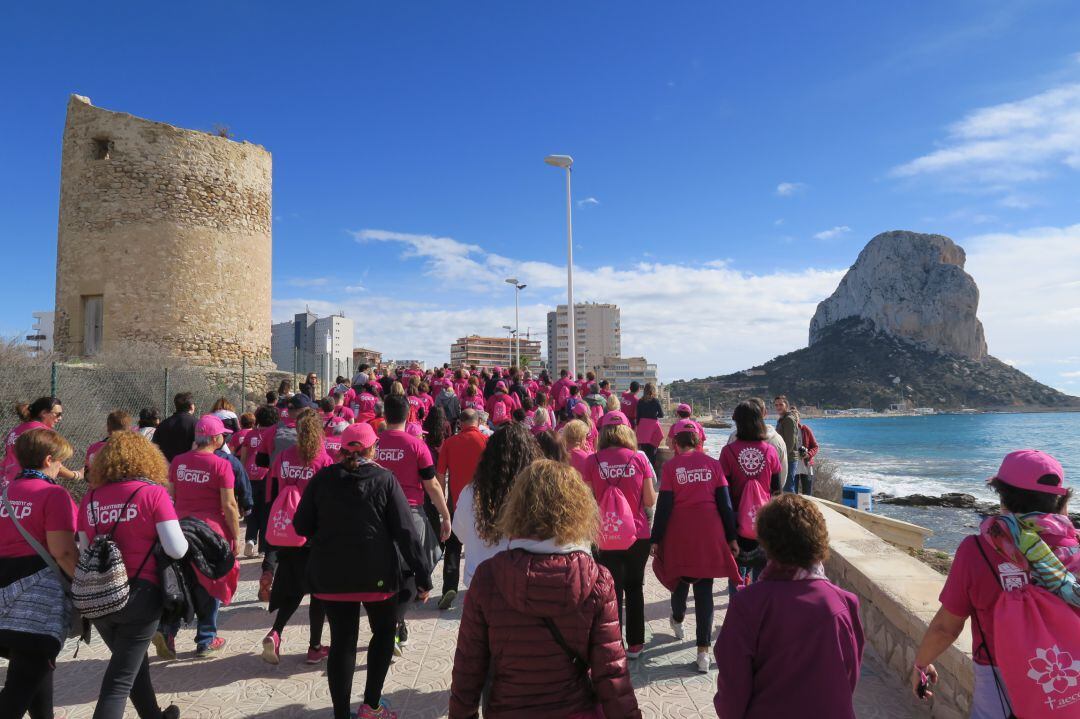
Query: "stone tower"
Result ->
[[54, 95, 272, 365]]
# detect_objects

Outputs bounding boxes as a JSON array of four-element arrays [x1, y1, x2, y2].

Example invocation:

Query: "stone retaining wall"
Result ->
[[813, 499, 974, 718]]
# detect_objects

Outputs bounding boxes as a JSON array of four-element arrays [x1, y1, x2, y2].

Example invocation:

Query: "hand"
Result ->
[[417, 590, 430, 602], [234, 539, 244, 558], [439, 518, 452, 543], [729, 540, 740, 558], [649, 544, 658, 557], [910, 664, 938, 700]]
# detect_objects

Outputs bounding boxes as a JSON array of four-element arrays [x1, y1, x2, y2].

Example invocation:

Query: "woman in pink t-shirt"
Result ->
[[651, 421, 740, 672], [80, 431, 188, 719], [582, 412, 657, 660], [84, 409, 133, 476], [261, 410, 335, 666], [911, 450, 1076, 717], [240, 405, 279, 559], [0, 428, 79, 719], [562, 419, 592, 479], [1, 397, 83, 487]]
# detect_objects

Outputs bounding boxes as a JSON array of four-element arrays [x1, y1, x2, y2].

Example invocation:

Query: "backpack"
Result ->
[[736, 477, 771, 540], [72, 487, 149, 619], [973, 538, 1080, 718], [265, 478, 305, 547], [270, 422, 298, 466], [595, 458, 636, 551], [491, 398, 509, 425]]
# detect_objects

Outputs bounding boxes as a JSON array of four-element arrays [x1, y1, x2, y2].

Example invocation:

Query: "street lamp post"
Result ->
[[501, 325, 515, 368], [505, 278, 526, 369], [544, 154, 575, 376]]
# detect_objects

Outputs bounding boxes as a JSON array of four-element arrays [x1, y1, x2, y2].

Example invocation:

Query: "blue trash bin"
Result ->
[[841, 485, 873, 512]]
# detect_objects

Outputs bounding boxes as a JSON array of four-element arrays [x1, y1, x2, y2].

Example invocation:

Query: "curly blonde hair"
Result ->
[[562, 419, 589, 450], [89, 432, 169, 488], [605, 395, 621, 413], [295, 409, 325, 463], [495, 460, 598, 545]]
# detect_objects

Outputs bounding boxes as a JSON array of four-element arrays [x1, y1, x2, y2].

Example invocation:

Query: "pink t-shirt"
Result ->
[[324, 435, 342, 458], [242, 428, 270, 482], [660, 451, 727, 499], [375, 429, 434, 506], [1, 421, 50, 485], [270, 445, 334, 496], [939, 534, 1013, 666], [228, 428, 251, 454], [583, 447, 654, 539], [569, 448, 590, 478], [169, 450, 235, 535], [355, 392, 378, 419], [0, 475, 77, 558], [84, 439, 108, 473], [620, 392, 638, 421], [79, 481, 177, 584], [331, 406, 356, 423], [720, 439, 781, 506]]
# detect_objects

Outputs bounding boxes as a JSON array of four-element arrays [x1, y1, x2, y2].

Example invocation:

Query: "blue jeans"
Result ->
[[164, 584, 220, 649], [783, 460, 799, 493]]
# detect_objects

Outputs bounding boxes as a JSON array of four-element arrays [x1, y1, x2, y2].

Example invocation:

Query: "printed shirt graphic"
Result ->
[[0, 476, 77, 558], [583, 447, 654, 539], [78, 480, 177, 583], [1, 421, 50, 485], [660, 451, 727, 505], [375, 429, 434, 506], [242, 429, 269, 482], [720, 439, 781, 505], [169, 450, 235, 529], [270, 446, 334, 493]]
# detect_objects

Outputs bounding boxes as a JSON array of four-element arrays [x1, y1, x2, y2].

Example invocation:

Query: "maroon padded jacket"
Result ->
[[449, 548, 641, 719]]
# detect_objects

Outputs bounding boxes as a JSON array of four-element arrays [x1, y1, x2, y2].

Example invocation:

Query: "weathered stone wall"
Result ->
[[54, 95, 272, 366]]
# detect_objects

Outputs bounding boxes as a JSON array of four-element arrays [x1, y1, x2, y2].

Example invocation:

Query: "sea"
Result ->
[[703, 412, 1078, 551]]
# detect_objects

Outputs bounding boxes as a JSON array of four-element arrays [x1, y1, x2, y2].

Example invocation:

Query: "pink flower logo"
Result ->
[[1028, 646, 1080, 695]]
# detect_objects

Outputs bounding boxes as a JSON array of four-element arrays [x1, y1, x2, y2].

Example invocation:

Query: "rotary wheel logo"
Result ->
[[1028, 645, 1080, 695], [601, 511, 624, 534], [737, 447, 766, 476]]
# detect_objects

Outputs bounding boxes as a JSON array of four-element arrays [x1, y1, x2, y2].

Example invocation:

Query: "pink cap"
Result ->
[[676, 403, 692, 414], [341, 422, 378, 450], [671, 419, 700, 436], [991, 449, 1067, 496], [572, 403, 589, 417], [496, 381, 507, 392], [195, 414, 232, 436], [600, 411, 630, 427]]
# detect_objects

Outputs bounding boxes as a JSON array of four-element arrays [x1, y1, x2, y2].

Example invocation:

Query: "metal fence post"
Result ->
[[163, 367, 170, 414], [241, 357, 247, 412], [293, 347, 298, 392], [50, 362, 58, 397]]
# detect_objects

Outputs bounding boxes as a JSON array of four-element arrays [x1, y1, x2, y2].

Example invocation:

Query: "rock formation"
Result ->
[[809, 231, 988, 359]]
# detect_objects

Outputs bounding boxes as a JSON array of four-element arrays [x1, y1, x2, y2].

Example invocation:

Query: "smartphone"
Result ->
[[916, 669, 930, 699]]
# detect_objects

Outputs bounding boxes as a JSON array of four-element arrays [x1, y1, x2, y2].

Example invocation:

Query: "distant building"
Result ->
[[271, 312, 354, 383], [450, 335, 542, 370], [352, 347, 382, 369], [385, 359, 427, 371], [26, 311, 54, 354], [546, 302, 621, 375], [598, 356, 658, 392]]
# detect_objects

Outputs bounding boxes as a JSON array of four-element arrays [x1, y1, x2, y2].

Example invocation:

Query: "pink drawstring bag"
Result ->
[[265, 480, 305, 547]]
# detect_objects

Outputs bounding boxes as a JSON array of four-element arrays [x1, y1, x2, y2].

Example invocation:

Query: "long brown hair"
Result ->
[[472, 423, 543, 544], [295, 409, 325, 463]]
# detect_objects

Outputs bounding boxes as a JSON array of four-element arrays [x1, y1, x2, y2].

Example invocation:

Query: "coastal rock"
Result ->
[[879, 493, 978, 508], [810, 231, 988, 360]]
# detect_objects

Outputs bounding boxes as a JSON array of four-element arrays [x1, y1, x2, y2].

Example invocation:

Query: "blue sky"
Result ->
[[3, 2, 1080, 390]]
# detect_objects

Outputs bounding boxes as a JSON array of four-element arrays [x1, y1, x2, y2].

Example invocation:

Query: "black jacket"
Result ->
[[178, 517, 235, 580], [294, 462, 432, 594], [153, 412, 197, 463], [636, 398, 664, 421]]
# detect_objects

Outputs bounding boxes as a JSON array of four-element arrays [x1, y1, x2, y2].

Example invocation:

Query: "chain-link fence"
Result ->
[[0, 347, 288, 475]]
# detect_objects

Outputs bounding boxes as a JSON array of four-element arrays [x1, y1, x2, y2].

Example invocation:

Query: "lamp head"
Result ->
[[544, 155, 573, 169], [505, 277, 519, 285]]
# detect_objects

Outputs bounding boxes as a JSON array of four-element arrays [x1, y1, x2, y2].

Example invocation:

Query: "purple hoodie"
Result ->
[[714, 577, 864, 719]]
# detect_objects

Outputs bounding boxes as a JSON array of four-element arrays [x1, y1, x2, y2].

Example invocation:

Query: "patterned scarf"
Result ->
[[759, 560, 828, 582], [16, 468, 54, 484], [982, 512, 1080, 608]]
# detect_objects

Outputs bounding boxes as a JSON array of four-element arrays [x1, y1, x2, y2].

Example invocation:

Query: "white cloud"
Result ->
[[891, 81, 1080, 189], [286, 277, 331, 288], [813, 225, 851, 241], [577, 197, 600, 209], [1061, 370, 1080, 378], [775, 182, 806, 197], [774, 218, 785, 226], [344, 285, 366, 294]]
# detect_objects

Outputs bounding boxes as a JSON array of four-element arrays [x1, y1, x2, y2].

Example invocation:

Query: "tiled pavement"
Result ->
[[2, 558, 931, 717]]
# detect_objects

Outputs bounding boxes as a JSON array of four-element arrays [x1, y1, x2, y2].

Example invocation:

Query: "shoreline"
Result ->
[[803, 406, 1080, 420]]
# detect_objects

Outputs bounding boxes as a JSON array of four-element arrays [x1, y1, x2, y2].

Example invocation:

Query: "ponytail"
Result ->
[[15, 402, 30, 422]]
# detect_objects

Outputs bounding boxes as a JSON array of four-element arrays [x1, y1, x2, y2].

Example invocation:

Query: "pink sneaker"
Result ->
[[626, 644, 644, 659], [261, 631, 281, 665], [305, 644, 330, 664], [356, 700, 397, 719], [195, 636, 226, 659]]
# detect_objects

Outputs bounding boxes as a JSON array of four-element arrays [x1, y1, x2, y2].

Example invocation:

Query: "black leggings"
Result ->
[[247, 480, 267, 546], [596, 538, 651, 646], [0, 647, 54, 719], [324, 598, 398, 718], [272, 595, 326, 648], [671, 578, 714, 648]]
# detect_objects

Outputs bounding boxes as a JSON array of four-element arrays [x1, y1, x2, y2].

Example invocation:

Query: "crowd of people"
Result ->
[[0, 362, 1075, 719]]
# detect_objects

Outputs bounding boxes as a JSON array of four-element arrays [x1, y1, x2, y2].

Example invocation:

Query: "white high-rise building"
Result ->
[[546, 303, 621, 375], [271, 312, 355, 385]]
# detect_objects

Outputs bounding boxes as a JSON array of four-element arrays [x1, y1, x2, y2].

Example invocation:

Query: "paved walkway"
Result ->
[[2, 557, 929, 718]]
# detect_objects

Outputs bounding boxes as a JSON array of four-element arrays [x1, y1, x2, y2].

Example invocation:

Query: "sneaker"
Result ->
[[162, 706, 181, 719], [244, 540, 258, 558], [396, 622, 409, 647], [305, 644, 330, 664], [195, 637, 226, 659], [669, 617, 684, 640], [438, 590, 458, 611], [356, 699, 397, 719], [696, 651, 712, 673], [626, 644, 644, 659], [258, 570, 274, 602], [261, 631, 281, 665], [392, 637, 403, 658], [152, 631, 177, 661]]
